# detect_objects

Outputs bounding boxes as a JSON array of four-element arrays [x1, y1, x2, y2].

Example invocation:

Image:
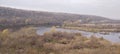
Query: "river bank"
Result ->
[[0, 27, 120, 54], [60, 26, 120, 32], [36, 27, 120, 43]]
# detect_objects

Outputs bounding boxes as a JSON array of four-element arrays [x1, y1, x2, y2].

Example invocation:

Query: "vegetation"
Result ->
[[62, 21, 120, 32], [0, 6, 120, 28], [0, 6, 120, 54], [0, 27, 120, 54]]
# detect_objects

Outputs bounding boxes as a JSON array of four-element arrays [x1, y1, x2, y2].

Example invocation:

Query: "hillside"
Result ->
[[0, 6, 119, 27]]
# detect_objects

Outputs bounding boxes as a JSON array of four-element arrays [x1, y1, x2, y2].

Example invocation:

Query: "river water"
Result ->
[[36, 27, 120, 43]]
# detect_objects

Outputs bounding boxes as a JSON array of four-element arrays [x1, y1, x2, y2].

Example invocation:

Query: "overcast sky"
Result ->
[[0, 0, 120, 20]]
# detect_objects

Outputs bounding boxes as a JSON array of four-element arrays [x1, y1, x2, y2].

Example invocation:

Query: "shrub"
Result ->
[[0, 27, 120, 54]]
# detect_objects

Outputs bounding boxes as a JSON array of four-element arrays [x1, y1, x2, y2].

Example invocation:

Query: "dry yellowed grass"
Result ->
[[0, 27, 120, 54]]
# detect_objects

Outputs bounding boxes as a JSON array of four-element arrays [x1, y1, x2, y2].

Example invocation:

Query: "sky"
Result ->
[[0, 0, 120, 20]]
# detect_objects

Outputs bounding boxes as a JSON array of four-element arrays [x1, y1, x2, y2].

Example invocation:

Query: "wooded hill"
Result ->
[[0, 6, 120, 27]]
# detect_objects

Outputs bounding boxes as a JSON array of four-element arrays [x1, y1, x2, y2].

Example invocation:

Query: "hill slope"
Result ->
[[0, 6, 119, 27]]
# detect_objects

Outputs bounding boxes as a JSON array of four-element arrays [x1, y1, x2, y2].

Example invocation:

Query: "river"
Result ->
[[36, 27, 120, 43]]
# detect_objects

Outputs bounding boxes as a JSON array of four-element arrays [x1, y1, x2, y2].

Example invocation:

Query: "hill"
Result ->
[[0, 6, 119, 27]]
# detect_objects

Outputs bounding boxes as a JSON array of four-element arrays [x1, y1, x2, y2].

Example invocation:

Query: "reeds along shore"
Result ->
[[62, 23, 120, 32], [0, 27, 120, 54]]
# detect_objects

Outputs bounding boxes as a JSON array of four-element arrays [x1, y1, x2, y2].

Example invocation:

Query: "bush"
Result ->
[[0, 27, 120, 54]]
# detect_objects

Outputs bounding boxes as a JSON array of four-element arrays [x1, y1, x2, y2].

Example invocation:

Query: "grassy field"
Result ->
[[0, 27, 120, 54]]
